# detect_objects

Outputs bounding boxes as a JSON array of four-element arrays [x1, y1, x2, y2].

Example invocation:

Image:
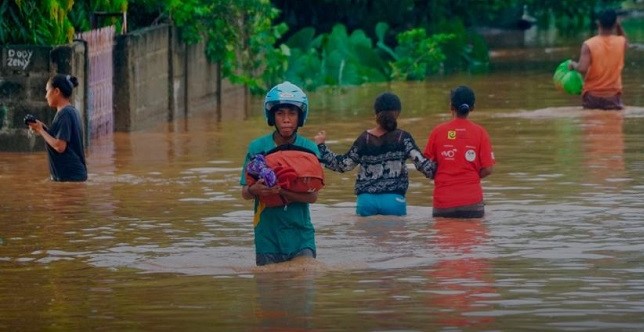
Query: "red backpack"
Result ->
[[246, 146, 325, 207]]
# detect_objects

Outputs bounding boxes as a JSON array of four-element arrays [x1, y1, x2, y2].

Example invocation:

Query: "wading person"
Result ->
[[27, 74, 87, 182], [423, 86, 495, 218], [314, 92, 435, 217], [240, 81, 321, 266], [568, 9, 628, 110]]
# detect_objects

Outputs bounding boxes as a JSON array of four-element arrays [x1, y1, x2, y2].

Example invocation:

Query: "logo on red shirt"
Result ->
[[465, 149, 476, 162], [447, 130, 456, 140]]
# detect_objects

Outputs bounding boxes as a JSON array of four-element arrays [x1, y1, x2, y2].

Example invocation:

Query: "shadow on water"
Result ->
[[1, 43, 644, 329]]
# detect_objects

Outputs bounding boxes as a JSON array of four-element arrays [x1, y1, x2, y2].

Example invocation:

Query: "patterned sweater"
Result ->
[[318, 129, 435, 196]]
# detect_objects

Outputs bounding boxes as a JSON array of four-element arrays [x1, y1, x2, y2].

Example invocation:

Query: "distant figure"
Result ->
[[314, 92, 435, 217], [240, 81, 320, 266], [423, 86, 495, 218], [568, 9, 628, 110], [517, 5, 537, 30], [27, 74, 87, 182]]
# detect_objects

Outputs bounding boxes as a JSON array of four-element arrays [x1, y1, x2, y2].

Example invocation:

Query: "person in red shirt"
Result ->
[[568, 9, 628, 110], [423, 86, 495, 218]]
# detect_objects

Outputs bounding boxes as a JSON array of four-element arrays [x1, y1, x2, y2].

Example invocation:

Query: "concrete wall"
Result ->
[[114, 24, 247, 132], [0, 44, 86, 151], [1, 24, 248, 150], [114, 25, 170, 131]]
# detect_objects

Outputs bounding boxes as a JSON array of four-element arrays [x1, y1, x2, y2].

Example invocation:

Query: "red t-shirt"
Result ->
[[424, 118, 495, 209]]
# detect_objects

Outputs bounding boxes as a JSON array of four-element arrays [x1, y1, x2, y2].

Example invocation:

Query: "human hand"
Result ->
[[250, 179, 281, 197], [28, 120, 45, 135], [567, 61, 577, 71], [314, 130, 326, 144]]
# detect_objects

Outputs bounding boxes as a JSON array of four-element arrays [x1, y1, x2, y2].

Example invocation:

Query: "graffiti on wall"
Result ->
[[4, 48, 33, 70]]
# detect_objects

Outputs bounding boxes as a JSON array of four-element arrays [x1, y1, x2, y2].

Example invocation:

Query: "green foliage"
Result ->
[[435, 19, 489, 74], [68, 0, 128, 33], [0, 0, 75, 45], [621, 17, 644, 43], [284, 22, 489, 89], [273, 0, 625, 46], [0, 0, 128, 45], [167, 0, 288, 94], [123, 0, 168, 31], [283, 24, 390, 91], [390, 28, 454, 81], [272, 0, 517, 42]]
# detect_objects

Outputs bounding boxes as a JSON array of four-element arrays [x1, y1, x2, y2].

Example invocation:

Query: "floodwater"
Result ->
[[1, 45, 644, 330]]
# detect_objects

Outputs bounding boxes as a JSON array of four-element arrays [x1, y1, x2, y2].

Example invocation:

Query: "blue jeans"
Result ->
[[356, 193, 407, 217]]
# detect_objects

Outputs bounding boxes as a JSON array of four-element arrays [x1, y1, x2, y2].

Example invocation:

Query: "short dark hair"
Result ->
[[450, 85, 475, 116], [374, 92, 401, 113], [598, 9, 617, 29]]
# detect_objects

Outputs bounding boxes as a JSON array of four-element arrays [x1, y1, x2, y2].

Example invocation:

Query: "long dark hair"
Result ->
[[374, 92, 401, 132], [49, 74, 79, 98], [376, 111, 399, 132]]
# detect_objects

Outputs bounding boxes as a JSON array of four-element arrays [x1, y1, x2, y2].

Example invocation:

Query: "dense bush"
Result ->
[[283, 21, 489, 90]]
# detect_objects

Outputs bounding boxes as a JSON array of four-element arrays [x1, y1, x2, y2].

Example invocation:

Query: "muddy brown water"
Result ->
[[1, 46, 644, 330]]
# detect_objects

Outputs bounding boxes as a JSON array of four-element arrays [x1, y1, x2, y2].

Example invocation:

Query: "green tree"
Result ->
[[68, 0, 128, 32], [0, 0, 75, 45], [390, 29, 454, 80], [167, 0, 288, 93], [0, 0, 128, 45]]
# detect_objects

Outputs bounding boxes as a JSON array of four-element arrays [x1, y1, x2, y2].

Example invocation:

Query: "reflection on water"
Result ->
[[582, 111, 625, 185], [2, 48, 644, 329], [253, 272, 316, 330], [428, 219, 496, 329]]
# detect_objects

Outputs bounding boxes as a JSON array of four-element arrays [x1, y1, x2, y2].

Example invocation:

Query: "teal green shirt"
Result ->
[[240, 132, 321, 256]]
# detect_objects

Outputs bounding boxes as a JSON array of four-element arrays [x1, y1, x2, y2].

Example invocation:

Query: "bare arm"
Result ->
[[29, 120, 67, 153], [569, 43, 591, 74], [242, 179, 280, 200], [280, 189, 318, 204], [241, 185, 256, 200], [480, 166, 494, 179], [242, 180, 317, 204], [615, 20, 628, 49], [404, 135, 435, 179]]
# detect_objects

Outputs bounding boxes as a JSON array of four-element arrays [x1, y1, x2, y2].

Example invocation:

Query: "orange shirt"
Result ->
[[583, 35, 626, 97], [424, 118, 495, 209]]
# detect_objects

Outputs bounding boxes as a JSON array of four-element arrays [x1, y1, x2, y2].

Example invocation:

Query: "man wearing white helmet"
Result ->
[[240, 82, 321, 266]]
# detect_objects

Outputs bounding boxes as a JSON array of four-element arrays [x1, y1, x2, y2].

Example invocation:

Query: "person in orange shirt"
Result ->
[[423, 86, 495, 218], [568, 9, 628, 110]]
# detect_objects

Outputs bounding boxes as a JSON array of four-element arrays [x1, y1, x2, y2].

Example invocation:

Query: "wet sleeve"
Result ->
[[404, 133, 435, 179], [317, 139, 360, 173]]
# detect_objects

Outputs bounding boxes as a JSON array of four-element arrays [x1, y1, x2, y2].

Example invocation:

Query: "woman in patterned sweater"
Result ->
[[314, 92, 435, 216]]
